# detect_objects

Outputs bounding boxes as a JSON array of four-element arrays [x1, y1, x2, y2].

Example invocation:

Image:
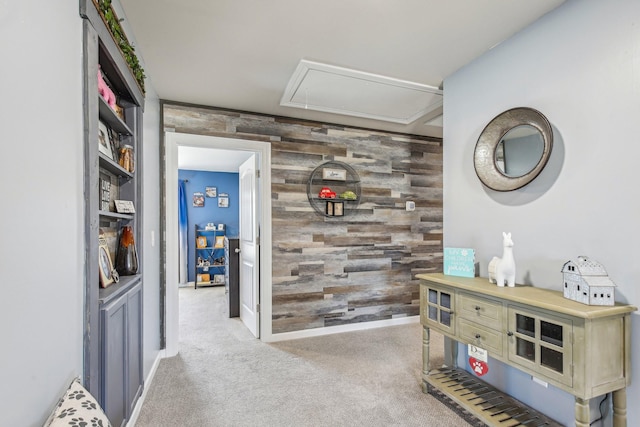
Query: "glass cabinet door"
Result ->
[[515, 314, 536, 362], [422, 285, 455, 335], [507, 306, 573, 387]]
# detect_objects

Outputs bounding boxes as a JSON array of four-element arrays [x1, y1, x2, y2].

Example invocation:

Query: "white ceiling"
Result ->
[[119, 0, 565, 170], [178, 145, 253, 172]]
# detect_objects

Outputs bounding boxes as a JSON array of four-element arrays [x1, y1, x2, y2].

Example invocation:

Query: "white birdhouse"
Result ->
[[561, 256, 616, 306]]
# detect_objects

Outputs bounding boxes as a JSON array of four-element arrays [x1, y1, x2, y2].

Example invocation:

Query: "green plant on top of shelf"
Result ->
[[94, 0, 146, 94]]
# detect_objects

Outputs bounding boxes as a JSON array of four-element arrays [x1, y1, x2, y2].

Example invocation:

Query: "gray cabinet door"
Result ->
[[102, 292, 127, 427], [101, 281, 143, 427]]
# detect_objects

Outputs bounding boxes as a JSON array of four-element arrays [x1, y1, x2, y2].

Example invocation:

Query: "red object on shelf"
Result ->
[[318, 187, 336, 199]]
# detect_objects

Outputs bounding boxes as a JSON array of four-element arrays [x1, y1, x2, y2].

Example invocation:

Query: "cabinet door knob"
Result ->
[[507, 331, 514, 337], [475, 306, 481, 311], [475, 333, 481, 339], [234, 248, 241, 254]]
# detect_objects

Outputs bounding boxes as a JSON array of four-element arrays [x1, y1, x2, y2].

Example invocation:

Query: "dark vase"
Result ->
[[116, 225, 138, 275]]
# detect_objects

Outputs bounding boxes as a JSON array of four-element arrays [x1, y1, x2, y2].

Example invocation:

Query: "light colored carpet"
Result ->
[[133, 286, 475, 427]]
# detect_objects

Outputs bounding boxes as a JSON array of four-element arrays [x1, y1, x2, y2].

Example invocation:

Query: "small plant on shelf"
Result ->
[[93, 0, 146, 94]]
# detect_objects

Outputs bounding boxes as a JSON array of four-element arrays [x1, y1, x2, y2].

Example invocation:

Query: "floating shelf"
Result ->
[[307, 160, 361, 218]]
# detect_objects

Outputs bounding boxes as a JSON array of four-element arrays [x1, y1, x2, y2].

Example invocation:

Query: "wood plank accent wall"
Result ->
[[163, 103, 443, 334]]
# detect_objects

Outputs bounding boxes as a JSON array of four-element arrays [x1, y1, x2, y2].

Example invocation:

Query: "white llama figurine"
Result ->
[[488, 232, 516, 287]]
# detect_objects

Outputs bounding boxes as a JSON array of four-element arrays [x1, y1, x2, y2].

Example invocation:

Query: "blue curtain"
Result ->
[[178, 180, 188, 284]]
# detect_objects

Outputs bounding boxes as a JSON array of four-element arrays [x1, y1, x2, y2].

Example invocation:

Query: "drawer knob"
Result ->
[[474, 306, 481, 311], [475, 333, 481, 339]]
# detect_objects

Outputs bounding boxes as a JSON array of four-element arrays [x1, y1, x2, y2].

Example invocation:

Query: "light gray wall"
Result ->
[[0, 2, 84, 426], [0, 1, 161, 425], [444, 0, 640, 424]]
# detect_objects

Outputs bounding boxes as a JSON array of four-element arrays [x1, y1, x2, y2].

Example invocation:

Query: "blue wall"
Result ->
[[179, 169, 239, 282]]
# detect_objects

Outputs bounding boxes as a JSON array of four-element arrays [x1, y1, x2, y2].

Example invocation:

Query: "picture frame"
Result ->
[[333, 201, 344, 216], [322, 167, 347, 181], [214, 235, 225, 248], [196, 236, 208, 248], [205, 186, 217, 197], [100, 178, 111, 211], [114, 199, 135, 214], [325, 201, 334, 216], [108, 127, 120, 163], [98, 231, 118, 288], [98, 120, 114, 160], [193, 192, 204, 207], [218, 196, 229, 208], [217, 223, 225, 231]]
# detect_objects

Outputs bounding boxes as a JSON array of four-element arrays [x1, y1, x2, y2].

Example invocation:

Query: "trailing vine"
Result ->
[[94, 0, 146, 94]]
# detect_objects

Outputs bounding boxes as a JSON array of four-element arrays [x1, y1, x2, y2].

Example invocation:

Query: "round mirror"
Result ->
[[474, 107, 553, 191], [495, 125, 544, 177]]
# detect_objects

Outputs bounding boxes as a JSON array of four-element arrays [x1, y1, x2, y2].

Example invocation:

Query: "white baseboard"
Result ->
[[126, 349, 166, 427], [264, 315, 419, 343]]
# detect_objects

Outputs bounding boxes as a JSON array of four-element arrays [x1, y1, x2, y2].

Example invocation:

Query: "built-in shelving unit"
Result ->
[[81, 1, 145, 425]]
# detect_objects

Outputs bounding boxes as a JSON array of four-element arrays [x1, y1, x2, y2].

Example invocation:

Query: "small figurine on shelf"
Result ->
[[488, 232, 516, 287], [339, 190, 357, 200], [97, 66, 117, 109], [562, 256, 616, 306], [318, 187, 336, 199]]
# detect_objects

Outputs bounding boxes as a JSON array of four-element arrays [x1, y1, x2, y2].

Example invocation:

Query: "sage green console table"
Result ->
[[417, 273, 636, 427]]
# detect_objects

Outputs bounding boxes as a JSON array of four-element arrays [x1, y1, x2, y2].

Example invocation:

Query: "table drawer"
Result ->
[[458, 292, 503, 330], [459, 318, 503, 356]]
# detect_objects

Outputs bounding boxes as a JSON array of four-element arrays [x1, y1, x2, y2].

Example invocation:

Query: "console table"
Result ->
[[417, 273, 636, 427]]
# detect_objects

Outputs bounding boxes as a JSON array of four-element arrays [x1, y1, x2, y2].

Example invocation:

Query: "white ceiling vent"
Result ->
[[280, 60, 443, 125]]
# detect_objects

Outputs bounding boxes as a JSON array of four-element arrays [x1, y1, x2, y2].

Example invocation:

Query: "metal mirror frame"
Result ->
[[474, 107, 553, 191]]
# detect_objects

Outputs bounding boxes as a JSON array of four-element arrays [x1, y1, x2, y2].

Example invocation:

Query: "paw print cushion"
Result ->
[[44, 378, 111, 427]]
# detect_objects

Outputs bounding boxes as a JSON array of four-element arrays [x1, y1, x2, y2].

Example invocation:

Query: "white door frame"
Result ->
[[164, 132, 273, 356]]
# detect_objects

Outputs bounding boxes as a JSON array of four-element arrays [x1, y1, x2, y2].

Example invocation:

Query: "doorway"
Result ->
[[163, 132, 273, 355]]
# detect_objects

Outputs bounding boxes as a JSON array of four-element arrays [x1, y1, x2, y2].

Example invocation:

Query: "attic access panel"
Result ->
[[281, 60, 443, 124]]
